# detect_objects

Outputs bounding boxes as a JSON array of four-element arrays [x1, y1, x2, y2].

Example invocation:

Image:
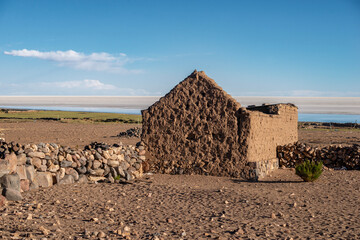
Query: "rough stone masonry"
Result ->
[[142, 70, 298, 180], [0, 140, 145, 203]]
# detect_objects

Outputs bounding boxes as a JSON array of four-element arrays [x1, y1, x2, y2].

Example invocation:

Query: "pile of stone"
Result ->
[[0, 141, 145, 202], [277, 142, 360, 169], [117, 127, 142, 138], [299, 122, 360, 129]]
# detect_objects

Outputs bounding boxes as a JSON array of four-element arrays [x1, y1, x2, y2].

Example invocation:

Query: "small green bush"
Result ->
[[295, 160, 323, 182]]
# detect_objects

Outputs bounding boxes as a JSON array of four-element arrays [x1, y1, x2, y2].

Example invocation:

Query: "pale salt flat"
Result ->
[[0, 96, 360, 122]]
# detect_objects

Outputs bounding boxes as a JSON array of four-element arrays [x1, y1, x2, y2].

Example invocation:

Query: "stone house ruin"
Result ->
[[141, 70, 298, 180]]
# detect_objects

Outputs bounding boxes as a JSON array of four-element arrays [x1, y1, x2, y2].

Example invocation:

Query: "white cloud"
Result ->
[[4, 49, 140, 73], [50, 79, 116, 90]]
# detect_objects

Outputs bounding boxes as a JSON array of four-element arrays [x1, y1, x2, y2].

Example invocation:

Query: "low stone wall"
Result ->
[[277, 142, 360, 169], [0, 141, 145, 202]]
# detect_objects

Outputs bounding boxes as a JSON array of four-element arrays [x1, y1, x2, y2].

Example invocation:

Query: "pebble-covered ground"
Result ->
[[1, 121, 360, 239], [0, 169, 359, 239]]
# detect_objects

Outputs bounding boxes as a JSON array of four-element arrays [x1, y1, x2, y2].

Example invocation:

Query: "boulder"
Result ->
[[25, 165, 36, 182], [65, 168, 79, 181], [77, 175, 88, 183], [34, 172, 53, 188], [0, 153, 17, 177], [58, 175, 75, 185], [32, 157, 42, 169], [17, 154, 27, 165], [29, 182, 39, 190], [3, 188, 22, 201], [0, 173, 20, 191], [16, 165, 27, 180]]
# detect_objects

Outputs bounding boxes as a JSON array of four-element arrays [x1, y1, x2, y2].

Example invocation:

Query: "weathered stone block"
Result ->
[[3, 188, 22, 201], [16, 165, 27, 180], [34, 172, 53, 188], [32, 157, 42, 169], [25, 165, 36, 182], [17, 154, 27, 166], [0, 173, 20, 191], [29, 181, 39, 190], [27, 151, 45, 159], [65, 168, 79, 181], [77, 175, 88, 183], [0, 153, 17, 177], [58, 175, 74, 185]]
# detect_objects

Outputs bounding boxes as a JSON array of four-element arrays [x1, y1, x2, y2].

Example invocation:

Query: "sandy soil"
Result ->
[[298, 128, 360, 147], [0, 120, 141, 147], [0, 170, 359, 239], [0, 120, 359, 239]]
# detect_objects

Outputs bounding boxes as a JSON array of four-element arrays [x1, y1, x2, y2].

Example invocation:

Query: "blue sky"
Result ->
[[0, 0, 359, 96]]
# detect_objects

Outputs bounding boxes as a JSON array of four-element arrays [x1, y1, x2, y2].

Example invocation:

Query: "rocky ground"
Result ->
[[0, 170, 359, 239], [0, 120, 359, 239]]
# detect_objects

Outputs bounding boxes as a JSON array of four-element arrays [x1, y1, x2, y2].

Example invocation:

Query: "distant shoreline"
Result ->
[[1, 107, 359, 124]]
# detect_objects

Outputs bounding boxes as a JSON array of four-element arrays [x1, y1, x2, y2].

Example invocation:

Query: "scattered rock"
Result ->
[[117, 127, 142, 138], [98, 231, 106, 238], [39, 226, 50, 236]]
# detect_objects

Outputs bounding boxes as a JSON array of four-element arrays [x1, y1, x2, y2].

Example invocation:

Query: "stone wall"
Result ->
[[0, 141, 145, 201], [142, 70, 298, 179], [277, 142, 360, 169]]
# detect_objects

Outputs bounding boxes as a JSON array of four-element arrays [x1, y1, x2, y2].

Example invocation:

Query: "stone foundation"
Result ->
[[247, 158, 279, 180]]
